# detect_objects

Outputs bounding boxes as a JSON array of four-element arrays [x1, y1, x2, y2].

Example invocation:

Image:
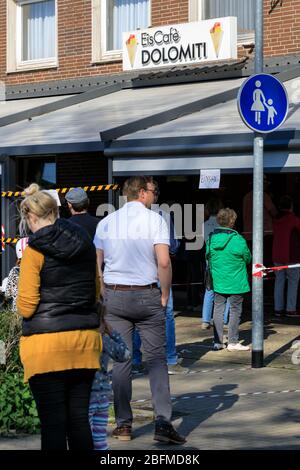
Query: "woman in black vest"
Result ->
[[17, 183, 101, 450]]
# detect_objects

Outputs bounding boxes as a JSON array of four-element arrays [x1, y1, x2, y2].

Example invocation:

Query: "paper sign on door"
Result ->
[[199, 169, 220, 189]]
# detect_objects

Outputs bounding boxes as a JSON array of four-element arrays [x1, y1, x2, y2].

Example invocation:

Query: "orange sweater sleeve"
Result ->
[[17, 246, 44, 319]]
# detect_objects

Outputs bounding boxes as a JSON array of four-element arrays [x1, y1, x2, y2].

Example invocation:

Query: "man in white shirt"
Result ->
[[94, 176, 186, 445], [132, 181, 188, 375]]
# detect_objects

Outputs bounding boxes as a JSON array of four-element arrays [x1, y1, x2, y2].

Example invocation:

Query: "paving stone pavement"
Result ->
[[1, 314, 300, 450]]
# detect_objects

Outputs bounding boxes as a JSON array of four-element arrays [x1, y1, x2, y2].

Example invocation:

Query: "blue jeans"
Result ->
[[202, 289, 230, 324], [133, 286, 178, 366], [274, 264, 300, 312]]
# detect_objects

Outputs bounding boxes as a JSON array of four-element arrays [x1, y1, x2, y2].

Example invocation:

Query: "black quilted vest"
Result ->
[[22, 218, 99, 336]]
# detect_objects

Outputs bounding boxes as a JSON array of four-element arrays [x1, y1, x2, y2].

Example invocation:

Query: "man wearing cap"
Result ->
[[65, 188, 99, 240]]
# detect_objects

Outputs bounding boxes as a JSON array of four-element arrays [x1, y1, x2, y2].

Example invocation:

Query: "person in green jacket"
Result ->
[[206, 208, 251, 351]]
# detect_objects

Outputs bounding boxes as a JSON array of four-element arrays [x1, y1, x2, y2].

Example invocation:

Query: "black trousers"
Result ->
[[29, 369, 96, 450]]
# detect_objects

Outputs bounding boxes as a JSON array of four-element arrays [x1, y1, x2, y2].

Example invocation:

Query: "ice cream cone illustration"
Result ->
[[126, 34, 138, 68], [210, 22, 224, 58]]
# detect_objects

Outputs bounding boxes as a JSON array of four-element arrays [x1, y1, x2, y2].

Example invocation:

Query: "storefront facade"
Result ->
[[0, 0, 300, 276]]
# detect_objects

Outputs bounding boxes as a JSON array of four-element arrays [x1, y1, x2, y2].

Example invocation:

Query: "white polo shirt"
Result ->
[[94, 201, 170, 285]]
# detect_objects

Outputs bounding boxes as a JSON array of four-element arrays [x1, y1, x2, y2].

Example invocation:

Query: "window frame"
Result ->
[[92, 0, 151, 64], [189, 0, 255, 46], [7, 0, 58, 73]]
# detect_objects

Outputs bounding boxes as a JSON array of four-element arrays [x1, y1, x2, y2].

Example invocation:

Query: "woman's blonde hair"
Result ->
[[216, 208, 237, 228], [19, 183, 59, 234]]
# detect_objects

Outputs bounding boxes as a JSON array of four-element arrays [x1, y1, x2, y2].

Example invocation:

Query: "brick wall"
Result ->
[[264, 0, 300, 56], [0, 0, 123, 85], [0, 1, 299, 87], [151, 0, 188, 26], [0, 0, 189, 86], [57, 153, 109, 215], [0, 0, 5, 85]]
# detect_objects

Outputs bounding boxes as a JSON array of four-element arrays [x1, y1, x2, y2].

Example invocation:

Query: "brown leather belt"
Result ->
[[105, 283, 158, 291]]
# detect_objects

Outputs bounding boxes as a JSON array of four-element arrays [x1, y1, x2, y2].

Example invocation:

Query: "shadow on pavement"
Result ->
[[132, 383, 239, 449], [177, 323, 277, 368], [264, 334, 300, 366], [271, 406, 300, 425]]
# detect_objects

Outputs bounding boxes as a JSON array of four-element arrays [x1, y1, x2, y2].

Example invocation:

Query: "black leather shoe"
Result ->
[[154, 421, 186, 445], [112, 425, 132, 441], [274, 310, 285, 317]]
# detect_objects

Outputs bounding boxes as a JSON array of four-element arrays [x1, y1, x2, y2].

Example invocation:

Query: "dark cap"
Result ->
[[65, 187, 88, 204]]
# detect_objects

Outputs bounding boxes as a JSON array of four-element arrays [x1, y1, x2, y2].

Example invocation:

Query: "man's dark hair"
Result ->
[[69, 199, 89, 212], [206, 198, 224, 216], [279, 195, 293, 211]]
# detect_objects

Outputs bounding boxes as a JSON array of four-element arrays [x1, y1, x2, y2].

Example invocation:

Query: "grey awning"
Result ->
[[0, 77, 244, 154], [1, 69, 300, 166], [108, 75, 300, 175], [115, 76, 300, 140], [0, 95, 68, 120]]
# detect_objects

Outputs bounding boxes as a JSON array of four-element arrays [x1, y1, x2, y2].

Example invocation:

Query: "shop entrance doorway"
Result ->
[[113, 172, 300, 312]]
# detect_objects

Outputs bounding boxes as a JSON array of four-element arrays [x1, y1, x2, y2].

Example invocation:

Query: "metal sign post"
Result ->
[[252, 132, 264, 368], [252, 0, 265, 368], [237, 1, 288, 368], [252, 0, 264, 368]]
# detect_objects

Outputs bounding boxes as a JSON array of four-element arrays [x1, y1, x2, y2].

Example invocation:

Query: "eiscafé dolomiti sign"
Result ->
[[122, 17, 237, 71]]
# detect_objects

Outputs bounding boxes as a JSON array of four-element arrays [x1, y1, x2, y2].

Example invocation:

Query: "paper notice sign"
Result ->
[[199, 169, 220, 189]]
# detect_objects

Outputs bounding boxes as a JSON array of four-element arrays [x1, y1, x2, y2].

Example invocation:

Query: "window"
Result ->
[[41, 162, 56, 185], [92, 0, 151, 62], [7, 0, 58, 72], [20, 0, 56, 61], [20, 159, 57, 189], [189, 0, 255, 44], [106, 0, 150, 51]]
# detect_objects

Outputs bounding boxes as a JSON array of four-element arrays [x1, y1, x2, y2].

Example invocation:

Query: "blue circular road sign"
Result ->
[[237, 73, 289, 133]]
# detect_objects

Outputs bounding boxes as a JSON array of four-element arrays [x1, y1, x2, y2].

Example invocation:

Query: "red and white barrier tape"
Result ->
[[253, 263, 300, 278]]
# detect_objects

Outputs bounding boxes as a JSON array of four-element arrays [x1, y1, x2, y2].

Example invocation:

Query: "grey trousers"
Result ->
[[213, 293, 244, 345], [104, 287, 172, 427]]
